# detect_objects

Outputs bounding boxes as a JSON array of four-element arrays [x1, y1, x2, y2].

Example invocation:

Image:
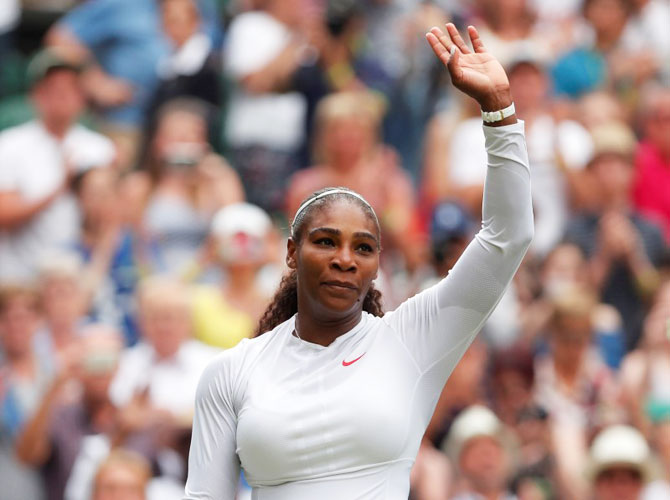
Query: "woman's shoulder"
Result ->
[[201, 320, 293, 378]]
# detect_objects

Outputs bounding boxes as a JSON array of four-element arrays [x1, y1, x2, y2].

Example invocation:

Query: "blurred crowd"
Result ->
[[0, 0, 669, 499]]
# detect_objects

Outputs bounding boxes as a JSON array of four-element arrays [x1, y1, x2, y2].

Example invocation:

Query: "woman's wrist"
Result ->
[[478, 89, 513, 112], [479, 90, 516, 127]]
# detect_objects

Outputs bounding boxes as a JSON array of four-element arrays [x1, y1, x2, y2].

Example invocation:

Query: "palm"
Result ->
[[426, 24, 510, 109]]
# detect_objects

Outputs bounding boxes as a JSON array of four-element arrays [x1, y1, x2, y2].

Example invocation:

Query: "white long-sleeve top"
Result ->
[[184, 121, 533, 500]]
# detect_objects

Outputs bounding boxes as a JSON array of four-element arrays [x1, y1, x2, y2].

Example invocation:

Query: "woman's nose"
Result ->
[[331, 246, 356, 272]]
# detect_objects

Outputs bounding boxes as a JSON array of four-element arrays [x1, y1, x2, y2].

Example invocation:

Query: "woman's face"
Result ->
[[288, 200, 380, 319], [0, 296, 39, 358], [322, 117, 374, 168]]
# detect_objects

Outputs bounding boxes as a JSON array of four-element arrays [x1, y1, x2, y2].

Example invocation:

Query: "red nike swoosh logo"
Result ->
[[342, 353, 366, 366]]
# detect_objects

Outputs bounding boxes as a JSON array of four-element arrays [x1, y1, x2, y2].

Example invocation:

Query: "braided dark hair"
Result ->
[[255, 187, 384, 336]]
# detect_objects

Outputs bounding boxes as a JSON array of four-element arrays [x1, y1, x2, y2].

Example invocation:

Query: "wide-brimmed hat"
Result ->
[[441, 405, 512, 462], [587, 425, 652, 482]]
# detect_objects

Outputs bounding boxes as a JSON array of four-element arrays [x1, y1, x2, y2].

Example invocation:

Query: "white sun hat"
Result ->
[[211, 202, 273, 240], [588, 425, 652, 482], [441, 405, 508, 461]]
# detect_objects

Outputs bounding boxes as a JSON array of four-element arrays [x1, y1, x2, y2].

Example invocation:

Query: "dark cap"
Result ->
[[27, 48, 82, 87], [430, 201, 474, 246]]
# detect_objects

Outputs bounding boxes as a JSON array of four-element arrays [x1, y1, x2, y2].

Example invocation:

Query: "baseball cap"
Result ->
[[430, 201, 474, 246], [27, 48, 82, 87], [211, 203, 273, 240], [588, 425, 652, 482], [211, 203, 273, 263]]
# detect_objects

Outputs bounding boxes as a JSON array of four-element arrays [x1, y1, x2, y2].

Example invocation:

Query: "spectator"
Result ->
[[108, 277, 218, 479], [552, 0, 657, 99], [142, 98, 244, 275], [286, 91, 422, 271], [633, 86, 670, 241], [474, 0, 552, 67], [224, 0, 309, 213], [34, 253, 88, 367], [565, 122, 667, 350], [507, 55, 593, 257], [588, 425, 667, 500], [442, 405, 517, 500], [520, 243, 626, 368], [534, 286, 622, 431], [191, 202, 277, 349], [0, 49, 116, 282], [73, 167, 151, 345], [46, 0, 163, 170], [91, 449, 150, 500], [149, 0, 221, 131], [533, 285, 623, 498], [0, 285, 51, 500], [15, 324, 154, 500], [620, 281, 670, 438]]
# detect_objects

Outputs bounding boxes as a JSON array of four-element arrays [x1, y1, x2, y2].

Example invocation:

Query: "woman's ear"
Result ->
[[286, 238, 297, 270]]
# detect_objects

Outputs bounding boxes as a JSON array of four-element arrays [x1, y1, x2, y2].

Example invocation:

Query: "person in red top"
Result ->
[[633, 87, 670, 242]]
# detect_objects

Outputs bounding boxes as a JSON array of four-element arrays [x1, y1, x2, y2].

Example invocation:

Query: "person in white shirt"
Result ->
[[184, 24, 534, 499], [109, 275, 219, 420], [0, 49, 116, 281]]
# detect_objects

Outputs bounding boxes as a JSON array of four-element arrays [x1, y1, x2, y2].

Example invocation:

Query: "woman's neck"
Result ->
[[295, 309, 362, 347]]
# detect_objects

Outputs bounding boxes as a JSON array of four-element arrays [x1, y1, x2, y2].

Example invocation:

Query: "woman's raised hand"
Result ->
[[426, 24, 512, 112]]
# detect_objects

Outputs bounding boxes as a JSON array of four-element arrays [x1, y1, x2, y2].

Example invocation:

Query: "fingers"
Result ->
[[425, 31, 451, 66], [446, 23, 471, 54], [467, 25, 487, 54]]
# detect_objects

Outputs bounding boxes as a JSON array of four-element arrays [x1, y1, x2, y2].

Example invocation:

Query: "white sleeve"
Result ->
[[383, 121, 533, 376], [183, 352, 241, 500]]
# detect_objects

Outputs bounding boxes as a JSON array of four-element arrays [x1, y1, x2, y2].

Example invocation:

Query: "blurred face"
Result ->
[[216, 232, 268, 269], [509, 64, 547, 112], [41, 275, 86, 332], [594, 467, 643, 500], [541, 244, 587, 296], [32, 69, 85, 130], [494, 369, 533, 423], [590, 155, 633, 205], [459, 436, 508, 494], [93, 464, 146, 500], [0, 296, 39, 358], [79, 331, 122, 402], [140, 298, 190, 359], [162, 0, 199, 47], [78, 169, 119, 227], [644, 94, 670, 157], [288, 200, 379, 320], [551, 314, 592, 366], [322, 116, 375, 169], [153, 110, 207, 163], [585, 0, 628, 37]]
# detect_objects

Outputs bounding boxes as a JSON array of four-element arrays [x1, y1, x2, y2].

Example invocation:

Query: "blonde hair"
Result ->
[[313, 91, 387, 163], [93, 448, 151, 498], [137, 275, 191, 312], [550, 285, 597, 323]]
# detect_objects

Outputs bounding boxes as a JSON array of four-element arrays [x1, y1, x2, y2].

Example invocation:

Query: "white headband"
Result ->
[[291, 188, 378, 234]]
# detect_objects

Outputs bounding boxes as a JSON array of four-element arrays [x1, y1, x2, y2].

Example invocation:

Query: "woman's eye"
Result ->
[[357, 243, 373, 253], [315, 238, 334, 247]]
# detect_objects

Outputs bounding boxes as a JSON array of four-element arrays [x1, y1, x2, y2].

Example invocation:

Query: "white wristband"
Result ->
[[481, 102, 515, 123]]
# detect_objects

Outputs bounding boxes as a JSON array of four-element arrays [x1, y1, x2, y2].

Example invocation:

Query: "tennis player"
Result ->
[[183, 23, 533, 499]]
